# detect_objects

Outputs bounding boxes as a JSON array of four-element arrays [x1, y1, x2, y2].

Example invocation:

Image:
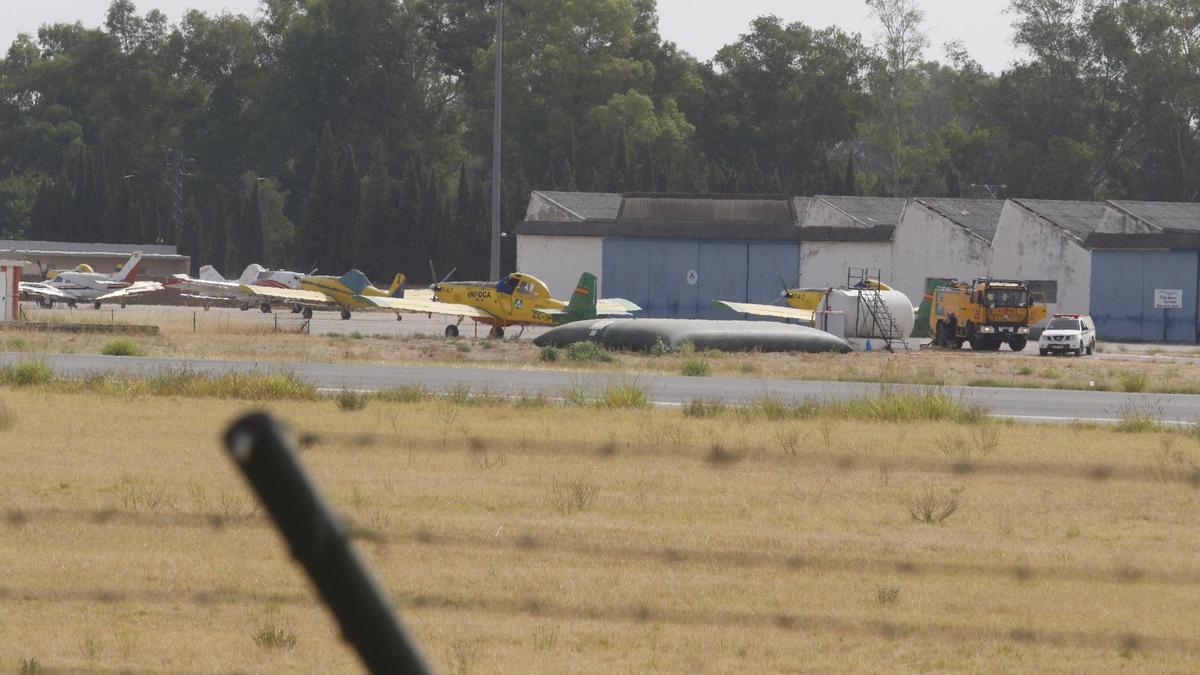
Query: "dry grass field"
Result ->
[[2, 383, 1200, 673], [7, 304, 1200, 395]]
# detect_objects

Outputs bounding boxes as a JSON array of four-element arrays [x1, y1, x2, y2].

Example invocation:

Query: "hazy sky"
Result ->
[[4, 0, 1025, 73]]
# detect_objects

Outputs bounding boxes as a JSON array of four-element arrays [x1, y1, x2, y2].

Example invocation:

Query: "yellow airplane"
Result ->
[[239, 269, 410, 320], [357, 271, 640, 337]]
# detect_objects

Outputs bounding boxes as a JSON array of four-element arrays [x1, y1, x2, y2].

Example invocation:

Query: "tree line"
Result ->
[[0, 0, 1197, 281]]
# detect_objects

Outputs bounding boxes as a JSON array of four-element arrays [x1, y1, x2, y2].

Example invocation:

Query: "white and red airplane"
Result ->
[[20, 252, 161, 309], [165, 264, 307, 312]]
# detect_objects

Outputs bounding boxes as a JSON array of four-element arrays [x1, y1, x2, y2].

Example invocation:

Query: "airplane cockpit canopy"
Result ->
[[496, 275, 518, 295]]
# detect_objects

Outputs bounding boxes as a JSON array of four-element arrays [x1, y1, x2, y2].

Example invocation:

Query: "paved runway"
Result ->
[[3, 351, 1196, 425]]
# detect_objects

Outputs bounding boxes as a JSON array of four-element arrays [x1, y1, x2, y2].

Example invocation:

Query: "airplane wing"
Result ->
[[19, 283, 71, 300], [712, 300, 815, 323], [239, 285, 332, 305], [597, 298, 641, 315], [96, 281, 163, 301], [357, 295, 495, 319]]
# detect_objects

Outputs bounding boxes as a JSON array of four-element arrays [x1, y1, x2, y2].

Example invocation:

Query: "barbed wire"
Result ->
[[3, 583, 1196, 655], [8, 505, 1200, 587], [292, 430, 1200, 487]]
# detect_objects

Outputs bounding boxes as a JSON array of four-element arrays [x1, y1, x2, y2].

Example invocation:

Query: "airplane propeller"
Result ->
[[428, 260, 456, 298]]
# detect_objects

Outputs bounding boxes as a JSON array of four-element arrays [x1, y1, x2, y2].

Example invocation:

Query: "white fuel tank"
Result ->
[[817, 288, 916, 339]]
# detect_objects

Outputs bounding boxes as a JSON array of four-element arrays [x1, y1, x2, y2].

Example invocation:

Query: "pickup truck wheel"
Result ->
[[1039, 348, 1048, 356]]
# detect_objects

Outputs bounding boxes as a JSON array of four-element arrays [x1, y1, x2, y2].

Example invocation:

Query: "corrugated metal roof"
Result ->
[[915, 198, 1004, 242], [792, 197, 811, 225], [1011, 199, 1109, 240], [618, 194, 795, 224], [812, 196, 906, 228], [535, 191, 623, 221], [1085, 232, 1200, 250], [0, 240, 180, 255], [1107, 201, 1200, 233]]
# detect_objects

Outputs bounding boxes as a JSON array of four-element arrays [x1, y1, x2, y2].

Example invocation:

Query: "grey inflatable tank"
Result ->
[[534, 319, 852, 353]]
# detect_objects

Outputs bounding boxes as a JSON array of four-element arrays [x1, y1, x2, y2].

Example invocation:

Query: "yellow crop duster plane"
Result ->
[[358, 271, 640, 337], [239, 269, 410, 319]]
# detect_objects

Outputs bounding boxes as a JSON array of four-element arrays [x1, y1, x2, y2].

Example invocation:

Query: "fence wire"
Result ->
[[4, 583, 1198, 656], [291, 429, 1200, 488], [8, 505, 1200, 587]]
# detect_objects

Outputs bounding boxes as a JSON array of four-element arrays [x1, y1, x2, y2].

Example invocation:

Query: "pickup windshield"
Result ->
[[1047, 318, 1082, 331]]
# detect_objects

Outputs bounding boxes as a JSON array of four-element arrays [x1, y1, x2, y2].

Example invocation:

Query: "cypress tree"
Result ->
[[298, 123, 339, 274]]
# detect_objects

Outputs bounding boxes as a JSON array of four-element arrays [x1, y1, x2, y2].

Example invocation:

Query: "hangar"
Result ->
[[0, 240, 190, 281], [518, 191, 1200, 341]]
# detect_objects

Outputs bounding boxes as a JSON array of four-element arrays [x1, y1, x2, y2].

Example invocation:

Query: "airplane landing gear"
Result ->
[[291, 303, 302, 314], [445, 324, 459, 338], [488, 326, 505, 339], [260, 302, 272, 313], [240, 302, 250, 311], [395, 314, 403, 322], [302, 307, 313, 319], [340, 309, 351, 320], [38, 297, 52, 309], [93, 301, 102, 310]]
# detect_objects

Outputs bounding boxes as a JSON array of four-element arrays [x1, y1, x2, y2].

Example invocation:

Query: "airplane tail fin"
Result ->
[[387, 273, 406, 298], [565, 273, 599, 320], [237, 264, 266, 283], [198, 265, 225, 282], [113, 252, 143, 283]]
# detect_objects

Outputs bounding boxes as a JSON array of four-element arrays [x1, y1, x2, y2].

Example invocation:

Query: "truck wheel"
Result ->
[[1039, 348, 1048, 356], [1009, 337, 1028, 352]]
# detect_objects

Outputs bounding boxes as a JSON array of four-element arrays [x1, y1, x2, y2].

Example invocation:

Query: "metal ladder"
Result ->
[[848, 268, 910, 352]]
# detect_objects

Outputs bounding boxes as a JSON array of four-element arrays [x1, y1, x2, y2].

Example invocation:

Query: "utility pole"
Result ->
[[166, 149, 186, 243], [489, 0, 504, 282]]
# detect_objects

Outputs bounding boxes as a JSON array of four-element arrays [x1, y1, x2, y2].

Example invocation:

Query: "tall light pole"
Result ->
[[489, 0, 504, 282]]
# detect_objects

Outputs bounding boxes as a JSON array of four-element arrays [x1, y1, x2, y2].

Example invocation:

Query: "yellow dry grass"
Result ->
[[2, 388, 1200, 673]]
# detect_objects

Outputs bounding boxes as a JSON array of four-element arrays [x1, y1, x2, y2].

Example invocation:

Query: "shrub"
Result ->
[[334, 390, 369, 412], [1113, 400, 1162, 433], [1016, 365, 1034, 376], [566, 341, 612, 363], [0, 361, 55, 387], [373, 385, 428, 404], [539, 345, 560, 362], [876, 586, 900, 605], [550, 477, 600, 514], [908, 486, 964, 524], [456, 342, 471, 353], [0, 398, 14, 431], [100, 339, 145, 357], [253, 625, 297, 651], [682, 398, 725, 418], [1119, 372, 1149, 393], [680, 358, 710, 377], [599, 382, 648, 408], [647, 339, 671, 356]]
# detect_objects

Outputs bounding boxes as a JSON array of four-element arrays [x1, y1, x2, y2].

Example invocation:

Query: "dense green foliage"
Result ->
[[1, 0, 1197, 281]]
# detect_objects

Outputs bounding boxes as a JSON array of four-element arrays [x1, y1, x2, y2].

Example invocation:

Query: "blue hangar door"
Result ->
[[602, 239, 799, 318]]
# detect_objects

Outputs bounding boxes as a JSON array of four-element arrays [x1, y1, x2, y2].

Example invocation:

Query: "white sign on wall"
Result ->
[[1154, 289, 1183, 309], [686, 269, 698, 286]]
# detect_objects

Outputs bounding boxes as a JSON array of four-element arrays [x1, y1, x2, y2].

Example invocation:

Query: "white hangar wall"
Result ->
[[990, 203, 1091, 315], [515, 235, 604, 297], [799, 241, 893, 289], [890, 202, 993, 305]]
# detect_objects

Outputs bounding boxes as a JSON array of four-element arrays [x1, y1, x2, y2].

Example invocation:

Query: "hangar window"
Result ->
[[1026, 280, 1058, 304]]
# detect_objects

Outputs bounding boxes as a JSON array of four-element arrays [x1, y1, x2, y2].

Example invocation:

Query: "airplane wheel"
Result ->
[[260, 302, 272, 313], [445, 325, 459, 338], [340, 309, 351, 320], [302, 307, 313, 320], [120, 303, 127, 309], [396, 314, 403, 322], [240, 303, 250, 311], [489, 326, 505, 339], [93, 301, 102, 310]]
